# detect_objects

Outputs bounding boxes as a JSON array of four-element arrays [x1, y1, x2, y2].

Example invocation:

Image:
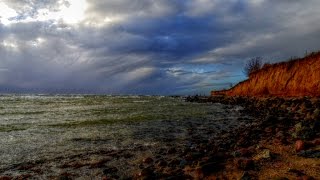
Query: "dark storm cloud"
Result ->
[[1, 0, 320, 94]]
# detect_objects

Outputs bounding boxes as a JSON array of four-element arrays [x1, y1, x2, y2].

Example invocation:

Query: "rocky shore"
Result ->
[[185, 95, 320, 179]]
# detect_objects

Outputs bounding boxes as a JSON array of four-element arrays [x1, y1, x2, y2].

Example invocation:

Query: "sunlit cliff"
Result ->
[[212, 52, 320, 97]]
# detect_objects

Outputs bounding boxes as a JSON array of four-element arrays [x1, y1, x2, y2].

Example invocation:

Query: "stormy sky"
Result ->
[[1, 0, 320, 95]]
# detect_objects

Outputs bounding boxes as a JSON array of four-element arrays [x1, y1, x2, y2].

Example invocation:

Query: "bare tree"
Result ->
[[243, 57, 263, 77]]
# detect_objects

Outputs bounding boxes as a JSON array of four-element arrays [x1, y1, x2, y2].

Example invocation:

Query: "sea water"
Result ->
[[0, 95, 251, 177]]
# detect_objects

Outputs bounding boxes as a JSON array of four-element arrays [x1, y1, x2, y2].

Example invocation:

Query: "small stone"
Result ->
[[276, 131, 284, 138], [0, 176, 13, 180], [313, 108, 320, 118], [265, 115, 278, 124], [167, 148, 177, 154], [184, 166, 200, 179], [15, 174, 33, 180], [300, 175, 315, 180], [138, 168, 154, 178], [184, 153, 194, 161], [181, 148, 191, 155], [264, 127, 273, 133], [234, 158, 254, 170], [198, 157, 224, 175], [237, 137, 247, 146], [240, 171, 251, 180], [179, 159, 187, 167], [143, 157, 153, 164], [293, 123, 315, 140], [311, 138, 320, 146], [155, 160, 167, 168], [58, 175, 72, 180], [233, 148, 252, 157], [288, 168, 306, 176], [103, 167, 118, 175], [313, 119, 320, 132], [123, 153, 133, 158], [295, 140, 305, 152], [253, 149, 271, 161], [305, 112, 313, 121], [295, 122, 303, 131], [297, 150, 320, 158], [168, 159, 180, 167]]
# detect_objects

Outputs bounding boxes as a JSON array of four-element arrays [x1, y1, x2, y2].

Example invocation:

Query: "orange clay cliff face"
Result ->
[[212, 52, 320, 97]]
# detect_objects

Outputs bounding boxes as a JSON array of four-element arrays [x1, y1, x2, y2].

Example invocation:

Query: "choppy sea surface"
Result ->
[[0, 95, 251, 178]]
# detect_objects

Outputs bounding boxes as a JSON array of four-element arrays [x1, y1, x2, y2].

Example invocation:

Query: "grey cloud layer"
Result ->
[[1, 0, 320, 94]]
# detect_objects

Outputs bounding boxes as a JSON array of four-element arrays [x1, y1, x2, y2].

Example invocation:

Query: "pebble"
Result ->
[[143, 157, 154, 164], [185, 166, 204, 179], [138, 168, 154, 178], [311, 138, 320, 145], [253, 149, 271, 161], [168, 159, 180, 167], [167, 148, 177, 154], [103, 167, 118, 175], [234, 158, 254, 170], [240, 171, 252, 180], [313, 108, 320, 118], [295, 140, 305, 152], [179, 159, 187, 167], [233, 148, 253, 157], [58, 175, 72, 180], [313, 120, 320, 131], [0, 176, 13, 180], [298, 150, 320, 158], [300, 175, 315, 180], [276, 131, 284, 138], [155, 159, 167, 168]]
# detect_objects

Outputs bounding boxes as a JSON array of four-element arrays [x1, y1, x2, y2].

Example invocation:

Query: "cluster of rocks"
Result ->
[[185, 95, 320, 179], [117, 96, 320, 179]]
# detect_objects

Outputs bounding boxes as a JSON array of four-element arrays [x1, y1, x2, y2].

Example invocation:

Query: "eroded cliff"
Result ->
[[212, 52, 320, 97]]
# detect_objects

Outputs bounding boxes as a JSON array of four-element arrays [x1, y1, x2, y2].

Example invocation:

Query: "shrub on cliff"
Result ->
[[243, 57, 262, 77]]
